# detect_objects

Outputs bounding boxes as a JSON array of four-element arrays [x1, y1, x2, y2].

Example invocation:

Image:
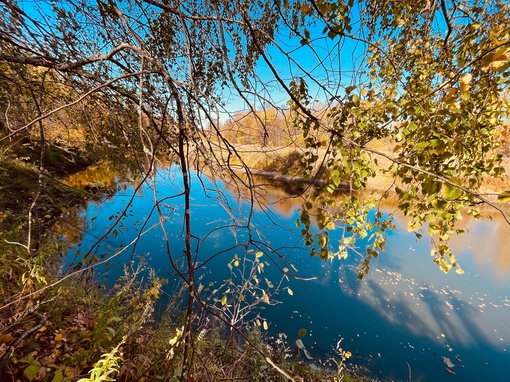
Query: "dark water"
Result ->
[[67, 167, 510, 381]]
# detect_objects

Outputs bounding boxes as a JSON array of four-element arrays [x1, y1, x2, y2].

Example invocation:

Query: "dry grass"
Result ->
[[216, 140, 510, 195]]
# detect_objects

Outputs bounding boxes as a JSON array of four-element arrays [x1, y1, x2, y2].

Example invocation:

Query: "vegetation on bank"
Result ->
[[224, 137, 510, 197]]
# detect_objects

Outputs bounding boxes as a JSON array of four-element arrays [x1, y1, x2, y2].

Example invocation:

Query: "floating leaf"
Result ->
[[220, 295, 227, 306], [298, 328, 307, 337], [295, 339, 305, 349], [287, 288, 293, 296], [263, 320, 268, 330]]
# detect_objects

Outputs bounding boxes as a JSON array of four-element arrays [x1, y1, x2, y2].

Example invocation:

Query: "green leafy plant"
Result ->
[[77, 338, 124, 382]]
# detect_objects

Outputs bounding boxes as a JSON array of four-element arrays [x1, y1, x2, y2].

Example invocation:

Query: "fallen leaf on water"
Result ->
[[443, 356, 455, 368]]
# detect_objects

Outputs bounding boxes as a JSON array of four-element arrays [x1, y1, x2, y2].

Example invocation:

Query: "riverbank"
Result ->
[[223, 143, 510, 196]]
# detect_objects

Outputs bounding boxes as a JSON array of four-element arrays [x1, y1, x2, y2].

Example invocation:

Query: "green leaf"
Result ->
[[414, 142, 430, 150], [444, 184, 462, 200], [24, 364, 41, 382], [422, 180, 441, 195], [498, 190, 510, 203], [51, 370, 64, 382], [20, 355, 37, 364], [298, 328, 307, 337], [221, 295, 227, 305]]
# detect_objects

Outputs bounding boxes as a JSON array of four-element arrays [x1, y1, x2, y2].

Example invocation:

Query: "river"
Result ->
[[66, 166, 510, 381]]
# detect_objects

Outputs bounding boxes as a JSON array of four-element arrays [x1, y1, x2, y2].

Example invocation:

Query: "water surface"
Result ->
[[67, 167, 510, 381]]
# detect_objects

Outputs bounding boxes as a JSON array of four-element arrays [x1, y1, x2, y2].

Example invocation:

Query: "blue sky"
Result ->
[[218, 6, 367, 122], [15, 0, 366, 122]]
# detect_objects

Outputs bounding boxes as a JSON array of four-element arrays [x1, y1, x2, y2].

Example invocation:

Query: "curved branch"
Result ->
[[0, 70, 146, 142], [0, 312, 46, 374], [362, 144, 510, 226]]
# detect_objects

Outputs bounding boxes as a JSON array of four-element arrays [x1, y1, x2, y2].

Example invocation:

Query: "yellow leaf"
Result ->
[[287, 288, 293, 296], [459, 73, 472, 92], [263, 321, 268, 330], [459, 73, 472, 85], [498, 190, 510, 203], [489, 55, 509, 69], [407, 221, 421, 232], [442, 88, 458, 103], [482, 46, 510, 70], [54, 333, 63, 342], [325, 221, 335, 230]]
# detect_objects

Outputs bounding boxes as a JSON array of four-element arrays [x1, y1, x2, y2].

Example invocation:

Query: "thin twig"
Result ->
[[0, 312, 47, 374]]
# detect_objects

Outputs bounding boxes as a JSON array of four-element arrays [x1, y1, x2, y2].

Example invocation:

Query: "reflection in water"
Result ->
[[226, 175, 510, 380], [222, 173, 305, 219], [64, 162, 120, 190], [239, 174, 510, 281], [450, 217, 510, 280], [69, 168, 510, 381], [345, 267, 510, 349], [51, 206, 88, 247]]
